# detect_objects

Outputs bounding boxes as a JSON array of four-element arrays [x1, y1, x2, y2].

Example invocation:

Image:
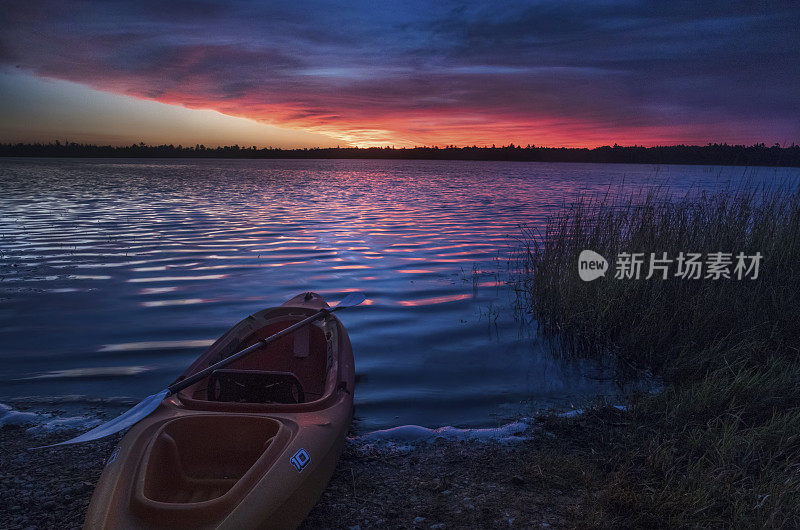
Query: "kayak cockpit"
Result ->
[[176, 309, 341, 412], [140, 416, 284, 503], [132, 415, 292, 525]]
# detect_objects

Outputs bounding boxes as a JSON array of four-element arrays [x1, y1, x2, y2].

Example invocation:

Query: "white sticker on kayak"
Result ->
[[290, 448, 310, 472]]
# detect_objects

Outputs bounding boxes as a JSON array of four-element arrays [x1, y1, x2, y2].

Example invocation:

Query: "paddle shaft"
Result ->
[[167, 308, 331, 395]]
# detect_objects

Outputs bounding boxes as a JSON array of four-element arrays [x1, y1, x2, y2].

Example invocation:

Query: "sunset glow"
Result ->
[[1, 1, 798, 147]]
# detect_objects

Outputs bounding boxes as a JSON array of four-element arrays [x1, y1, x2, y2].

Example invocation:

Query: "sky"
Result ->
[[1, 0, 799, 148]]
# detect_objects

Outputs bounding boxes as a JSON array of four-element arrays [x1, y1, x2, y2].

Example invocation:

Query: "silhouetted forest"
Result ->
[[2, 141, 799, 167]]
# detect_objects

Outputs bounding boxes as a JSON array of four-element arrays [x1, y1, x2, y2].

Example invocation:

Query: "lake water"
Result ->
[[1, 158, 797, 430]]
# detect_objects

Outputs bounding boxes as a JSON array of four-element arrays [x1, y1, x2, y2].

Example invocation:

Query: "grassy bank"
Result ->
[[515, 185, 800, 527]]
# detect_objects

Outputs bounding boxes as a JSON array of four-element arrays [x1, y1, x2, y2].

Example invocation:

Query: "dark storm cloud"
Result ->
[[1, 0, 798, 145]]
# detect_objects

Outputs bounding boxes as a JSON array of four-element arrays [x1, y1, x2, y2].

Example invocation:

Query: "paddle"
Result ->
[[35, 292, 366, 448]]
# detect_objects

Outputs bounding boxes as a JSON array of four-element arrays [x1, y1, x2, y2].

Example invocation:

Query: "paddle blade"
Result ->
[[33, 389, 169, 449], [335, 292, 366, 310]]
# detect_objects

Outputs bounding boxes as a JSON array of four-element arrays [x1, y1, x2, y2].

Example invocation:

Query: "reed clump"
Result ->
[[517, 185, 800, 527]]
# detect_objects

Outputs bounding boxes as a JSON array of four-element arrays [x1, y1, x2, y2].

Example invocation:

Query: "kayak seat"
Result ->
[[222, 319, 329, 400], [181, 317, 329, 407], [206, 369, 305, 404]]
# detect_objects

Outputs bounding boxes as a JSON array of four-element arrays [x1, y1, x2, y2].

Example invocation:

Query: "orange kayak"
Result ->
[[84, 292, 355, 529]]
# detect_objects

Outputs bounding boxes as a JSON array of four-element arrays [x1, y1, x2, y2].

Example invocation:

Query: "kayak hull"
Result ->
[[84, 293, 355, 529]]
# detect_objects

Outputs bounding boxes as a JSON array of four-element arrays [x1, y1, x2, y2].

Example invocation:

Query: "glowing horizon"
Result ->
[[0, 71, 344, 149]]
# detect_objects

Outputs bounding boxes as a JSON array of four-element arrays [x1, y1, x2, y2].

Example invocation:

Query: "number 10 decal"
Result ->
[[290, 448, 310, 472]]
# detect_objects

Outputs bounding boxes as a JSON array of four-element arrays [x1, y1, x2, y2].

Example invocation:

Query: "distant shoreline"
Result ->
[[2, 142, 799, 167]]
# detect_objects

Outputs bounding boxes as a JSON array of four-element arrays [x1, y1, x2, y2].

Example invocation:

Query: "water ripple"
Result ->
[[2, 158, 797, 429]]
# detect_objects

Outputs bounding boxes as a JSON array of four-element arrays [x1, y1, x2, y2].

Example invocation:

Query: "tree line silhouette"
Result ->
[[2, 141, 799, 167]]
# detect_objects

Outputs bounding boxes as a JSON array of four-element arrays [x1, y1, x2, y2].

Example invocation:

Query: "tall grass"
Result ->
[[516, 185, 800, 527], [517, 185, 800, 379]]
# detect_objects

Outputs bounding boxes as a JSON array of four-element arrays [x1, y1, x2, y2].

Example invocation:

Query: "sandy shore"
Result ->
[[1, 418, 577, 529]]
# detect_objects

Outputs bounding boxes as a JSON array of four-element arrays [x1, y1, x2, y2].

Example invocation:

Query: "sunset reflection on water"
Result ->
[[2, 158, 795, 429]]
